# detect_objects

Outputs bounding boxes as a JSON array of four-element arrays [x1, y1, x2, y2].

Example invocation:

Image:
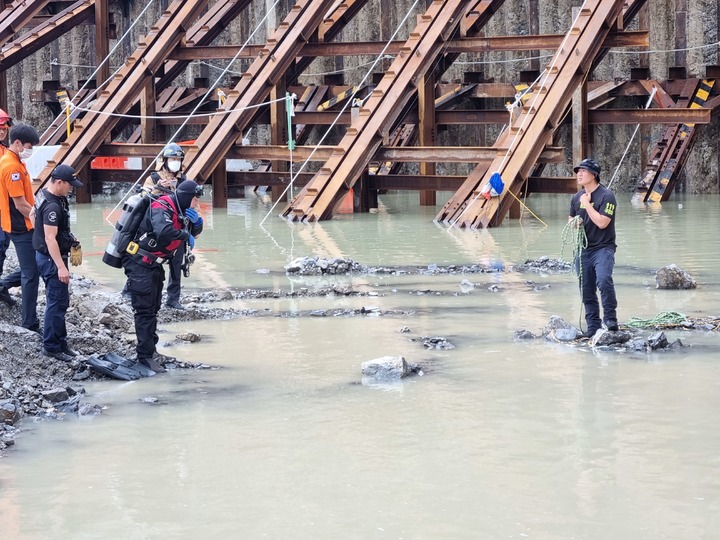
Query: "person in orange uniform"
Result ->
[[0, 122, 41, 330], [0, 108, 19, 306]]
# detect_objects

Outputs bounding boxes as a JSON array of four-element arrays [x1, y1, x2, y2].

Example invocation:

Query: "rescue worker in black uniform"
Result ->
[[122, 179, 203, 373], [33, 165, 84, 362], [569, 158, 619, 337], [143, 142, 189, 310]]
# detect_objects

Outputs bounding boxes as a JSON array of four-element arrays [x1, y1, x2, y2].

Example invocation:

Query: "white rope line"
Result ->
[[608, 39, 720, 55], [107, 0, 284, 224], [606, 86, 657, 190], [259, 0, 424, 226], [71, 96, 287, 120], [50, 59, 121, 70], [448, 0, 590, 230], [196, 60, 246, 77], [45, 0, 159, 143], [456, 53, 554, 65]]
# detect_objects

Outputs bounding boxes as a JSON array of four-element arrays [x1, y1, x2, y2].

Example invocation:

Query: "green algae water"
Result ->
[[2, 191, 720, 539]]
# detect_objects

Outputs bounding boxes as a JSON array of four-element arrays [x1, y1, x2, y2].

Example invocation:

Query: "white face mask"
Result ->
[[167, 160, 182, 173], [19, 147, 33, 161]]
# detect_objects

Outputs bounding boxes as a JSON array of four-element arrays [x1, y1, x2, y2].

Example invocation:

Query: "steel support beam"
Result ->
[[35, 0, 211, 187], [183, 0, 336, 184], [96, 143, 564, 164], [283, 0, 479, 222], [169, 31, 647, 61], [437, 0, 627, 228]]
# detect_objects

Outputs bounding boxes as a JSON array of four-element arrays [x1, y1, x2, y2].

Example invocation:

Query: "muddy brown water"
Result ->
[[2, 191, 720, 539]]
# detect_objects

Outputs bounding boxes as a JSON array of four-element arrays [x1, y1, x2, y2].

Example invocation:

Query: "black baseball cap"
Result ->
[[52, 164, 84, 188]]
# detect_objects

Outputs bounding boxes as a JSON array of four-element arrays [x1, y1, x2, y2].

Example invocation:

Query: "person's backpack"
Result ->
[[102, 189, 151, 268]]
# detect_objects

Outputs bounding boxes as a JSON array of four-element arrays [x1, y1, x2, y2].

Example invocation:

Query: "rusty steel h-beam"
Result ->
[[38, 0, 208, 183], [35, 0, 210, 186], [0, 0, 51, 48], [182, 0, 336, 185], [0, 0, 94, 71], [282, 0, 484, 222], [437, 0, 627, 228]]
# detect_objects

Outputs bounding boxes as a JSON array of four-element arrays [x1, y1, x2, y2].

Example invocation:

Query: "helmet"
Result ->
[[175, 179, 203, 210], [573, 158, 601, 178], [0, 108, 12, 128], [161, 142, 184, 159]]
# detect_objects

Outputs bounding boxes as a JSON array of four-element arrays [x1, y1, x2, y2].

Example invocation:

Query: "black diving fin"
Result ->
[[86, 352, 156, 380]]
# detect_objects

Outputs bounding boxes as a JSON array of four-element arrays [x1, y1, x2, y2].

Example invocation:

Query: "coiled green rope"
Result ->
[[561, 216, 588, 330], [561, 216, 587, 278], [625, 311, 689, 328]]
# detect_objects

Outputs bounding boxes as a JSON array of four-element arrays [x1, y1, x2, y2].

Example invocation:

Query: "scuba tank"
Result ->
[[102, 188, 151, 268]]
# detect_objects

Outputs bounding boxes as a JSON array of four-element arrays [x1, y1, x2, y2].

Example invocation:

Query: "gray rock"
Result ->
[[551, 328, 580, 341], [42, 388, 70, 403], [459, 279, 475, 292], [78, 403, 103, 416], [628, 338, 649, 352], [72, 370, 92, 381], [648, 332, 669, 350], [410, 336, 456, 350], [176, 332, 201, 343], [55, 395, 81, 413], [362, 356, 411, 380], [514, 329, 536, 340], [0, 400, 21, 425], [592, 330, 632, 346], [543, 315, 574, 334], [655, 264, 697, 289]]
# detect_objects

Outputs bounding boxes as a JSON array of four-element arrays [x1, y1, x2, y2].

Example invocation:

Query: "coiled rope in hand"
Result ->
[[625, 311, 689, 328], [561, 216, 587, 277]]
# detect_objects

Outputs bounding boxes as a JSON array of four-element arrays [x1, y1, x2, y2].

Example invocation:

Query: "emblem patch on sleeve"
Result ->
[[11, 172, 21, 181], [48, 211, 58, 223]]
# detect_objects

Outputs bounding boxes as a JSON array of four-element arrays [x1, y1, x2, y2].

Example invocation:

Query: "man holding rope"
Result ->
[[569, 158, 618, 337]]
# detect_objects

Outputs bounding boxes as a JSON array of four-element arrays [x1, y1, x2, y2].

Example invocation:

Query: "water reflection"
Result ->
[[2, 191, 720, 538]]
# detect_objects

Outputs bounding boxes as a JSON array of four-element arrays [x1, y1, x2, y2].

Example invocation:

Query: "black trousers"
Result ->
[[123, 243, 183, 304], [122, 257, 164, 360], [579, 246, 618, 332]]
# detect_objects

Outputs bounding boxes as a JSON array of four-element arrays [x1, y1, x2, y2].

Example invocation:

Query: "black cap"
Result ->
[[52, 164, 84, 188], [573, 158, 601, 179]]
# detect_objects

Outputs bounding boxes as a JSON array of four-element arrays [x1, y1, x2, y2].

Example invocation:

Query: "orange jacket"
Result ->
[[0, 149, 34, 233]]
